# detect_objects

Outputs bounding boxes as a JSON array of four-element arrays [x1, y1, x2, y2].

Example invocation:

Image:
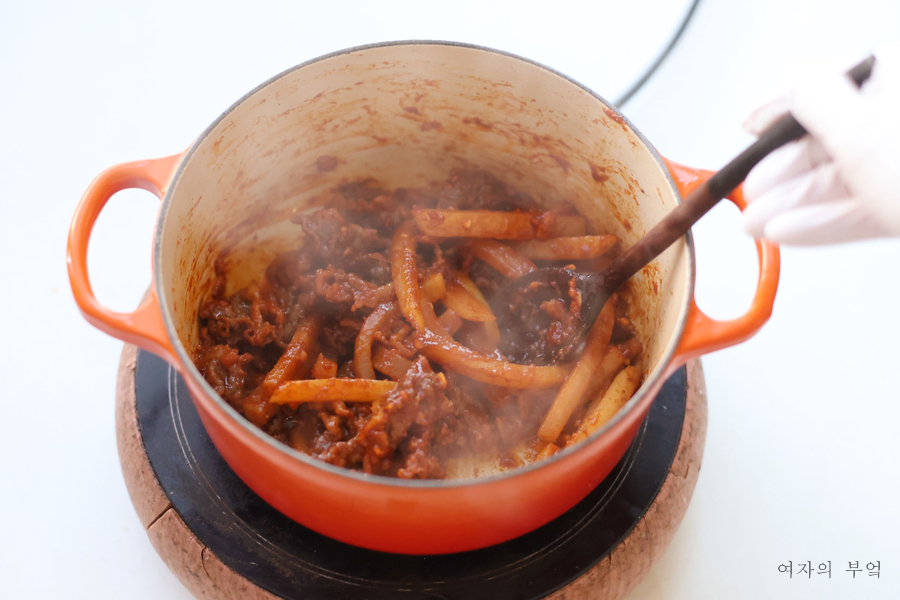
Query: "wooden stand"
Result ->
[[116, 344, 707, 600]]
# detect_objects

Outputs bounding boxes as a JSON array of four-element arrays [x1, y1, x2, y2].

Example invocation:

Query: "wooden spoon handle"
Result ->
[[601, 55, 875, 291]]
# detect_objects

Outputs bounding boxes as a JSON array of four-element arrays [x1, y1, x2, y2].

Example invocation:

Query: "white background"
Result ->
[[1, 1, 898, 598]]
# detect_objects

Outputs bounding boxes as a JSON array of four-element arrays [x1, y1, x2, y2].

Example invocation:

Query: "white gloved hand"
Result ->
[[742, 46, 900, 245]]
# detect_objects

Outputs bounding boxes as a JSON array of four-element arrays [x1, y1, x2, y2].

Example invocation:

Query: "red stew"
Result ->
[[193, 171, 641, 479]]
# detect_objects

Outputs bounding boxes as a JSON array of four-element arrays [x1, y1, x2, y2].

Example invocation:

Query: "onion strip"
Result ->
[[413, 209, 586, 239], [263, 317, 320, 395], [270, 379, 396, 404], [513, 235, 618, 260], [437, 308, 464, 335], [464, 239, 536, 279], [422, 272, 447, 302], [453, 271, 500, 343], [567, 366, 642, 447], [537, 296, 618, 442], [582, 346, 626, 405], [353, 303, 399, 379], [391, 221, 426, 333], [371, 346, 414, 380], [419, 300, 569, 389], [444, 279, 496, 323]]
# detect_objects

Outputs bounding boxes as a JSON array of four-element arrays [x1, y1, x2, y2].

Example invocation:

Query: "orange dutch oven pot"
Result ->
[[67, 42, 779, 555]]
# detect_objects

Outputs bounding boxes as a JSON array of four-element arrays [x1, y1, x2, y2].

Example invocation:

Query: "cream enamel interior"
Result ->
[[157, 43, 690, 471]]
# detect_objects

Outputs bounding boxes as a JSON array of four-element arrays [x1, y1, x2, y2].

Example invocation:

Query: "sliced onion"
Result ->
[[513, 235, 618, 260], [371, 345, 414, 380], [271, 379, 397, 404], [262, 317, 320, 395], [422, 272, 447, 302], [444, 279, 496, 322], [464, 239, 536, 279], [452, 271, 500, 343], [354, 302, 399, 379], [419, 301, 569, 389], [537, 296, 618, 442], [391, 221, 425, 333], [413, 209, 586, 239], [567, 365, 642, 447], [437, 308, 464, 335]]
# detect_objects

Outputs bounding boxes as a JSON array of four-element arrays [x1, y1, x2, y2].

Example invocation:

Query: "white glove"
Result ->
[[742, 46, 900, 245]]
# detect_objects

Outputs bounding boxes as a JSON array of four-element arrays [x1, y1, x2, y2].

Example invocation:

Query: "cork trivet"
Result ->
[[115, 345, 171, 529], [116, 343, 706, 600]]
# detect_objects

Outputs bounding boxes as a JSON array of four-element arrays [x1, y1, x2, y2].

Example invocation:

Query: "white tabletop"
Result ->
[[2, 1, 899, 598]]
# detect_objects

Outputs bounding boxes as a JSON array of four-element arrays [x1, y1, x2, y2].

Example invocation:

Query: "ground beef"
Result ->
[[494, 270, 587, 365]]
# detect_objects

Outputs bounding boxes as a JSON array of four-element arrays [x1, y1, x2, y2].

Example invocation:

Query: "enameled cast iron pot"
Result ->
[[68, 42, 780, 554]]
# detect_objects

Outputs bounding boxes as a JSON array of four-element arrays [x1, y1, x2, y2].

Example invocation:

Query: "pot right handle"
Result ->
[[663, 158, 781, 365]]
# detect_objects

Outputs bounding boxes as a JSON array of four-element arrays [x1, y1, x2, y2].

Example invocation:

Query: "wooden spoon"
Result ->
[[492, 56, 875, 359]]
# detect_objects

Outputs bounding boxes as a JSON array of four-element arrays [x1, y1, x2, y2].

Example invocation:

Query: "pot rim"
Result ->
[[153, 39, 695, 490]]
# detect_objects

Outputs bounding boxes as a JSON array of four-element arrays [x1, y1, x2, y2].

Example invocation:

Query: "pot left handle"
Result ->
[[67, 153, 185, 364]]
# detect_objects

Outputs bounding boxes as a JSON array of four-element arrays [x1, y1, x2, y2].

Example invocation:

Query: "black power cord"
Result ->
[[614, 0, 702, 107]]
